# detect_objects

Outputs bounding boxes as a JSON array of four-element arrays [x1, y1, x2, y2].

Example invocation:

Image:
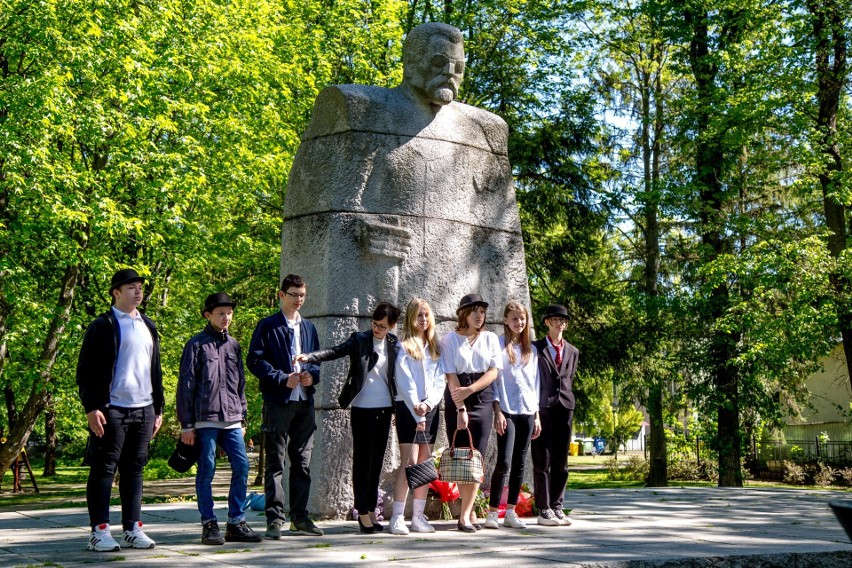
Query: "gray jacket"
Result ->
[[177, 324, 247, 429]]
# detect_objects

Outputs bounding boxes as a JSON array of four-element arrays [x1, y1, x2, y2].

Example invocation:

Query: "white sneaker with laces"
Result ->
[[484, 511, 500, 529], [410, 513, 435, 533], [503, 509, 527, 528], [88, 523, 121, 552], [537, 509, 560, 526], [121, 521, 156, 549], [389, 514, 409, 535]]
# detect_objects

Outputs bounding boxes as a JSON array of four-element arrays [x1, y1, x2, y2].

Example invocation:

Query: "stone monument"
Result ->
[[281, 22, 532, 517]]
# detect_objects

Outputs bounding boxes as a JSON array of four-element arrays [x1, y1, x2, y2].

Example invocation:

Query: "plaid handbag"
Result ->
[[405, 432, 439, 490], [438, 428, 484, 484]]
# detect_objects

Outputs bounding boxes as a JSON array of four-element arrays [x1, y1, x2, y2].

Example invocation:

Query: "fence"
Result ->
[[751, 438, 852, 479]]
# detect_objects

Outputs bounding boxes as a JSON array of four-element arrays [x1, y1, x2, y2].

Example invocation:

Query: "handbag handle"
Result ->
[[407, 430, 430, 463], [449, 428, 475, 460]]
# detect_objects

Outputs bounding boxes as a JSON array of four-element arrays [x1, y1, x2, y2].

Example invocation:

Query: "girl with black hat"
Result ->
[[440, 293, 502, 533]]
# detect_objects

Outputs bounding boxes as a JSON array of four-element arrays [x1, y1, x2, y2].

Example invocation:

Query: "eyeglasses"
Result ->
[[284, 292, 306, 299], [371, 321, 390, 331], [548, 318, 567, 325]]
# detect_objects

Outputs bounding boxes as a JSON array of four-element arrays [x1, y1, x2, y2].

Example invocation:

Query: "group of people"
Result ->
[[76, 268, 578, 552]]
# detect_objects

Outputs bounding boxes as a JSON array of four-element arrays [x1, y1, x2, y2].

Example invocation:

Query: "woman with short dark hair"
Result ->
[[297, 302, 401, 533]]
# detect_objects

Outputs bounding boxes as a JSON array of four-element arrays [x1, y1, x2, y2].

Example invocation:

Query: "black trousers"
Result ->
[[444, 384, 493, 457], [262, 400, 316, 523], [350, 406, 392, 514], [489, 412, 535, 507], [86, 404, 155, 529], [531, 404, 574, 511]]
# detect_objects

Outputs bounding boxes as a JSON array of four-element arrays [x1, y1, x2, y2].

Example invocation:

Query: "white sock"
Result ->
[[393, 500, 405, 517], [413, 499, 426, 517]]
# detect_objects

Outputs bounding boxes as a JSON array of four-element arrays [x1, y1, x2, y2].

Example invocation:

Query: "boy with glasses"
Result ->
[[247, 274, 324, 537], [531, 304, 578, 527]]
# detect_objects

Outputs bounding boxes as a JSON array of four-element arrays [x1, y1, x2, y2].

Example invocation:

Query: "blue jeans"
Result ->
[[196, 427, 249, 524]]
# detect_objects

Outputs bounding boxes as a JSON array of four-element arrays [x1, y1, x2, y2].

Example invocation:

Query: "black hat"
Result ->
[[456, 293, 489, 314], [542, 304, 569, 323], [168, 440, 200, 473], [202, 292, 236, 316], [109, 268, 144, 293]]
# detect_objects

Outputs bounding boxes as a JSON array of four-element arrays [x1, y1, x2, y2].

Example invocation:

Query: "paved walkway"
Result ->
[[2, 485, 852, 567]]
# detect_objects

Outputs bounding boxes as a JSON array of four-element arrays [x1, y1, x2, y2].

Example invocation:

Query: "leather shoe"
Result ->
[[358, 516, 377, 534], [457, 521, 477, 533]]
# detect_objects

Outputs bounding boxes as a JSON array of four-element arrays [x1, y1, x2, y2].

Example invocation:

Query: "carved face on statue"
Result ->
[[402, 23, 466, 108]]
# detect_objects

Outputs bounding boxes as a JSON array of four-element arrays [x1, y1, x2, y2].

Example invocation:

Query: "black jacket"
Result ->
[[533, 337, 578, 410], [302, 330, 398, 409], [177, 324, 247, 429], [76, 308, 165, 415]]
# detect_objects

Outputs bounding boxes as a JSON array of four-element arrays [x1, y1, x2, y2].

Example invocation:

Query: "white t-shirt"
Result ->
[[110, 306, 154, 408], [351, 337, 393, 408], [440, 330, 503, 375]]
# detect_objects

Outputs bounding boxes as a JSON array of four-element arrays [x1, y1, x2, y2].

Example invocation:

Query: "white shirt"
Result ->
[[395, 343, 446, 423], [440, 330, 503, 375], [493, 336, 539, 415], [546, 336, 565, 366], [351, 337, 393, 408], [110, 306, 154, 408], [285, 312, 306, 402]]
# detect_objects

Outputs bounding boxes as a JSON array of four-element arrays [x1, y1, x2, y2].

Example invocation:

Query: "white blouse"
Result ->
[[492, 336, 540, 415], [395, 343, 446, 423], [440, 331, 503, 375]]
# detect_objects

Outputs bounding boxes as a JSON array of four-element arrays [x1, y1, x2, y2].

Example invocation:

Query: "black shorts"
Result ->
[[395, 400, 440, 444]]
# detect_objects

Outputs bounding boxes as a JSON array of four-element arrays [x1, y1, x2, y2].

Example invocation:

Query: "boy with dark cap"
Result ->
[[177, 292, 262, 545], [77, 268, 164, 552], [531, 304, 578, 527]]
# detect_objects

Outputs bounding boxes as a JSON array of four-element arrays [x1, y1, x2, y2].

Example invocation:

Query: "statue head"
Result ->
[[402, 23, 465, 107]]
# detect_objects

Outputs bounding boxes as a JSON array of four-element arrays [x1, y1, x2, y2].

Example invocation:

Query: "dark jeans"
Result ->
[[531, 404, 574, 511], [489, 412, 535, 507], [196, 427, 249, 524], [262, 400, 316, 523], [86, 404, 155, 530], [350, 406, 392, 514]]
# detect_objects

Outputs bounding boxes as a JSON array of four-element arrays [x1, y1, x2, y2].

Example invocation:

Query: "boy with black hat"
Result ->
[[531, 304, 578, 527], [76, 268, 164, 552], [177, 292, 262, 545]]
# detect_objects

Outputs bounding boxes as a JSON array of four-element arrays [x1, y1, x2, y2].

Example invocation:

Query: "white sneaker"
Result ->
[[503, 509, 527, 528], [484, 511, 499, 529], [88, 523, 121, 552], [389, 514, 409, 535], [410, 513, 435, 533], [121, 521, 156, 549]]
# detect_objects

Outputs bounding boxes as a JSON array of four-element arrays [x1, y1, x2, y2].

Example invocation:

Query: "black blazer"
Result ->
[[303, 330, 398, 409], [533, 337, 578, 410]]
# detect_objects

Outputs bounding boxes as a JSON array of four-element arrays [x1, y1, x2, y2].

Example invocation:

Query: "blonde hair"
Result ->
[[401, 298, 440, 361], [456, 304, 487, 333], [502, 301, 532, 365]]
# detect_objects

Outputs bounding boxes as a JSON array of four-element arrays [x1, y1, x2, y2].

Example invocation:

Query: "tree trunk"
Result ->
[[805, 0, 851, 386], [685, 6, 742, 487], [0, 264, 81, 478], [43, 393, 57, 476]]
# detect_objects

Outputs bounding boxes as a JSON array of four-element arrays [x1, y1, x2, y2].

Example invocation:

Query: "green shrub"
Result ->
[[143, 458, 195, 481], [814, 462, 837, 487], [782, 460, 806, 485]]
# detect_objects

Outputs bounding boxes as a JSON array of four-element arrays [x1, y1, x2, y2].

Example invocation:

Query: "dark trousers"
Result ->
[[489, 413, 535, 507], [531, 404, 574, 511], [350, 406, 392, 514], [86, 404, 155, 529], [444, 386, 494, 457], [262, 400, 316, 523]]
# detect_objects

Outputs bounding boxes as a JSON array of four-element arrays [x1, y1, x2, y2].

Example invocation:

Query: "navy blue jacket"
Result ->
[[247, 311, 320, 404], [177, 324, 247, 429]]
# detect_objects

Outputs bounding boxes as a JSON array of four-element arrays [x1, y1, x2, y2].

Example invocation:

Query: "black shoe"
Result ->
[[371, 519, 384, 532], [201, 520, 225, 545], [457, 521, 477, 533], [358, 516, 376, 534], [225, 520, 262, 543]]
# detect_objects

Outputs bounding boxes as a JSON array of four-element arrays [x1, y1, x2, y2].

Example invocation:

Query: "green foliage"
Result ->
[[142, 458, 195, 481]]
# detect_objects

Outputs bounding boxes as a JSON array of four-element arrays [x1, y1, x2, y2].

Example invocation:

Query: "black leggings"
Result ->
[[489, 413, 535, 507], [350, 406, 393, 513], [86, 405, 154, 530]]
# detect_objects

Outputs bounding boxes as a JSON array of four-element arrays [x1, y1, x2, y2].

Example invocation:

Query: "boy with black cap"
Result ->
[[531, 304, 578, 527], [76, 268, 164, 552], [177, 292, 261, 545]]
